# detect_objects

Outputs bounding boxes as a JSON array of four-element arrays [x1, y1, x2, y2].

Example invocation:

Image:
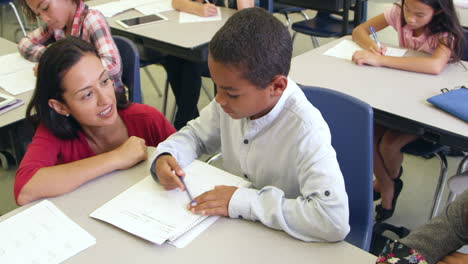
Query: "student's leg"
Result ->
[[163, 56, 203, 130], [378, 131, 417, 210], [373, 124, 389, 194]]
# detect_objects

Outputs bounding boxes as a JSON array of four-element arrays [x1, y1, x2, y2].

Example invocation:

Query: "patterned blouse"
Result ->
[[17, 0, 123, 92], [377, 240, 428, 264]]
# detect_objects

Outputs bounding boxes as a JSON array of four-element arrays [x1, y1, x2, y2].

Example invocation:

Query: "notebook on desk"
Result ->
[[90, 160, 251, 248], [0, 93, 23, 115]]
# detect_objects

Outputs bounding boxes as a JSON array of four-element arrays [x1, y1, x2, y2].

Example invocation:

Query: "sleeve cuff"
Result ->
[[228, 187, 258, 221]]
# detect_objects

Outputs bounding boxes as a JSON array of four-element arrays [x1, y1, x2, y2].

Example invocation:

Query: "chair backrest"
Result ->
[[462, 28, 468, 61], [300, 85, 373, 251], [113, 36, 142, 103]]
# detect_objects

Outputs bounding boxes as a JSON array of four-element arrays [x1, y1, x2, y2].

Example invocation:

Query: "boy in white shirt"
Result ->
[[150, 7, 350, 242]]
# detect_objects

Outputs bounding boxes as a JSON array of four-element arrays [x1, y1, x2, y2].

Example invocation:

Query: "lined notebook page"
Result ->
[[90, 160, 251, 247], [323, 39, 407, 60]]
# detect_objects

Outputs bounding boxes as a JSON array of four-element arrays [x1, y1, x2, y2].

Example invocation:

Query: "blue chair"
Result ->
[[276, 0, 367, 47], [301, 85, 373, 251], [113, 36, 142, 104], [462, 28, 468, 61]]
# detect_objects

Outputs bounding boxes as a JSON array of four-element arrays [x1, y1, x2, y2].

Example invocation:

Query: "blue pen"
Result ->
[[179, 176, 197, 206], [369, 26, 382, 50]]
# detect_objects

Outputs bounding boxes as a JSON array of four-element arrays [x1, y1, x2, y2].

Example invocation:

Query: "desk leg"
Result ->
[[429, 152, 448, 218]]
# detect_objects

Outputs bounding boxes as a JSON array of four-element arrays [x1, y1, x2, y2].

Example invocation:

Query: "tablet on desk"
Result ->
[[116, 14, 168, 29], [0, 92, 15, 108]]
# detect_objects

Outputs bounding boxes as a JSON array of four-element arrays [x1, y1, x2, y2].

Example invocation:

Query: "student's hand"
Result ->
[[437, 252, 468, 264], [154, 154, 185, 190], [368, 43, 387, 55], [33, 63, 39, 77], [113, 136, 147, 170], [352, 50, 382, 67], [197, 3, 218, 17], [189, 185, 238, 216]]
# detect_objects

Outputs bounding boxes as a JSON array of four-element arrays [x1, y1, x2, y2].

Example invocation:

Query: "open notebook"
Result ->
[[90, 160, 251, 248], [323, 39, 407, 60]]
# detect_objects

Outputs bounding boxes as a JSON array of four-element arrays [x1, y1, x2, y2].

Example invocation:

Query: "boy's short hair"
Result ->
[[209, 7, 292, 88]]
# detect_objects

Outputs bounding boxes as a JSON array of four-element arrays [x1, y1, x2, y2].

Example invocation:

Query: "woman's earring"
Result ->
[[65, 114, 70, 117]]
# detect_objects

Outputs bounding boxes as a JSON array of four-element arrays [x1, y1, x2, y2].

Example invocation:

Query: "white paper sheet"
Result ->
[[179, 7, 221, 23], [135, 0, 174, 15], [323, 39, 407, 60], [0, 69, 36, 95], [0, 53, 35, 77], [0, 200, 96, 264], [92, 0, 154, 17], [91, 160, 250, 247], [455, 0, 468, 8]]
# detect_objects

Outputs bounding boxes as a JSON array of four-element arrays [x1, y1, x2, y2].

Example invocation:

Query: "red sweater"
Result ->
[[14, 103, 175, 201]]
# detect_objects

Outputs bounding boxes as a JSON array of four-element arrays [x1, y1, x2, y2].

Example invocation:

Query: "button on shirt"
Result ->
[[152, 79, 350, 242]]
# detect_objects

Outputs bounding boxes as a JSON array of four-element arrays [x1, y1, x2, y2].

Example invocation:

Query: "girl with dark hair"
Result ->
[[14, 37, 175, 206], [351, 0, 464, 221], [17, 0, 125, 94]]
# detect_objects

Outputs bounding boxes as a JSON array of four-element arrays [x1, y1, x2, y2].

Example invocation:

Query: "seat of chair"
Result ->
[[291, 12, 354, 38], [273, 2, 306, 13]]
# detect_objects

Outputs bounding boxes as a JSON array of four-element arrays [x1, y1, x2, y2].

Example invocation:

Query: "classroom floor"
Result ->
[[0, 0, 465, 247]]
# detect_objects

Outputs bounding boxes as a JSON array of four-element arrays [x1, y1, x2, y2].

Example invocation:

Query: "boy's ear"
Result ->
[[270, 75, 288, 97], [48, 99, 70, 116]]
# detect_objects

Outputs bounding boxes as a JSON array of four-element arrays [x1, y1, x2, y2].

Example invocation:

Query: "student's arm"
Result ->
[[17, 25, 54, 62], [15, 128, 147, 205], [236, 0, 254, 9], [85, 10, 122, 87], [399, 190, 468, 264], [352, 41, 452, 75], [352, 13, 389, 55], [151, 100, 221, 187], [172, 0, 218, 17]]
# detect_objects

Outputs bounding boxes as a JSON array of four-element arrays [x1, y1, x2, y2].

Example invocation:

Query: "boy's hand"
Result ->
[[189, 185, 238, 216], [154, 154, 185, 190], [437, 252, 468, 264], [352, 50, 382, 67], [197, 3, 217, 17], [113, 136, 147, 170]]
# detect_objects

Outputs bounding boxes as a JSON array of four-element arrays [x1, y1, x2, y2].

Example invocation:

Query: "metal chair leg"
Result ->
[[9, 2, 26, 36], [312, 37, 320, 48], [162, 79, 170, 116], [143, 67, 163, 97], [300, 11, 310, 20], [429, 152, 448, 218]]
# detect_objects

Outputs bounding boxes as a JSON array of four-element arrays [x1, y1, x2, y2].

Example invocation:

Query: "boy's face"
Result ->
[[208, 55, 284, 120]]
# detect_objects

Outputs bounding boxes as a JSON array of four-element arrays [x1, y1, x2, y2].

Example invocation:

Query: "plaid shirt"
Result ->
[[18, 0, 123, 91]]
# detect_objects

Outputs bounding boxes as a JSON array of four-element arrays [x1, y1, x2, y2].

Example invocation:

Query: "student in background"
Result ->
[[151, 8, 350, 242], [352, 0, 464, 75], [160, 0, 255, 130], [14, 37, 175, 206], [376, 190, 468, 264], [18, 0, 125, 96], [351, 0, 464, 221]]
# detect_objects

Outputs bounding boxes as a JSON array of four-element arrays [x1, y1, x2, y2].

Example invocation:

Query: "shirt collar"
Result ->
[[245, 77, 299, 133]]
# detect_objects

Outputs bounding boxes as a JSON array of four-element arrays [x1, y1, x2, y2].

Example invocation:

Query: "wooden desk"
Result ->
[[289, 36, 468, 151], [0, 149, 377, 264], [88, 0, 236, 63], [0, 38, 33, 129]]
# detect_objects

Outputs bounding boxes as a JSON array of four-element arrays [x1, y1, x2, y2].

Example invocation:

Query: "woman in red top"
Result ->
[[15, 37, 175, 206]]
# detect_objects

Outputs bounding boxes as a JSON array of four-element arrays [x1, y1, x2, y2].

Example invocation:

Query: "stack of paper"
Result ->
[[135, 0, 174, 15], [0, 53, 36, 95], [91, 160, 251, 248], [323, 39, 407, 61], [0, 200, 96, 264], [92, 0, 156, 17]]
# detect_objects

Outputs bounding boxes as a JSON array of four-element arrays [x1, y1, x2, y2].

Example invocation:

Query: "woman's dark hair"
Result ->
[[399, 0, 465, 61], [209, 7, 292, 88], [26, 36, 128, 139], [19, 0, 81, 21]]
